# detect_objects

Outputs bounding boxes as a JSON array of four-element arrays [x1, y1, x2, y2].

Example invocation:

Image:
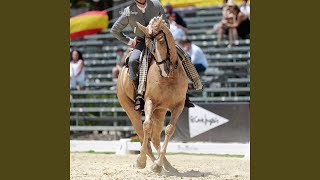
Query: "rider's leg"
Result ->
[[128, 38, 145, 111]]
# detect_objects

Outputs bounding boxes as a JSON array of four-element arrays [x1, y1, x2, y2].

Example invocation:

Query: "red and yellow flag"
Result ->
[[160, 0, 249, 8], [70, 10, 108, 39]]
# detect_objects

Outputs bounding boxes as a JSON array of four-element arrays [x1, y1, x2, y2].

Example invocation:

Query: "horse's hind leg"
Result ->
[[151, 102, 184, 173], [117, 94, 156, 168]]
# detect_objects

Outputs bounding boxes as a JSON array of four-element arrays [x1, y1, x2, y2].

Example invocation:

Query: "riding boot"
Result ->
[[185, 93, 195, 108], [132, 80, 145, 111]]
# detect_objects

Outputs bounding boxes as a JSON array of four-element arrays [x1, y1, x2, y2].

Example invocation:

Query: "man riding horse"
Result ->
[[111, 0, 202, 111]]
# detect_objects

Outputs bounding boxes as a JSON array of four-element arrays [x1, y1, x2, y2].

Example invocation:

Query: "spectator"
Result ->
[[221, 0, 229, 17], [168, 13, 186, 41], [240, 0, 250, 18], [110, 47, 133, 90], [213, 0, 250, 47], [224, 3, 250, 41], [164, 2, 187, 28], [112, 47, 126, 80], [70, 50, 86, 90], [178, 38, 208, 74], [207, 0, 235, 46], [88, 0, 106, 11]]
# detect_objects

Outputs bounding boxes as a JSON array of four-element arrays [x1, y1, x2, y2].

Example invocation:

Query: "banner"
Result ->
[[172, 102, 250, 143], [70, 10, 108, 39]]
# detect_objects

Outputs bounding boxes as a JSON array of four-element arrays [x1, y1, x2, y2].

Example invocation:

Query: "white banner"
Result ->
[[189, 104, 229, 138]]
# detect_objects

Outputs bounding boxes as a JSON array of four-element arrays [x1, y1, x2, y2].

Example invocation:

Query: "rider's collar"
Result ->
[[136, 1, 147, 13]]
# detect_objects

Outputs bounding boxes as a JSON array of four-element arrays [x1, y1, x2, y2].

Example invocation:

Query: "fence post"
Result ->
[[116, 138, 131, 155], [244, 142, 250, 159]]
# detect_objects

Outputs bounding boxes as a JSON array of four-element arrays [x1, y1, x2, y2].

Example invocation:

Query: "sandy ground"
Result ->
[[70, 153, 250, 180]]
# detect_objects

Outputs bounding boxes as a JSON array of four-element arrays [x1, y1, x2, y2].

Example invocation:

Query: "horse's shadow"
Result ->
[[160, 168, 213, 178]]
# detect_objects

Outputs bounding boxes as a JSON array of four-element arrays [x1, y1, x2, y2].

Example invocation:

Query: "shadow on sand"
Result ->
[[160, 168, 213, 178]]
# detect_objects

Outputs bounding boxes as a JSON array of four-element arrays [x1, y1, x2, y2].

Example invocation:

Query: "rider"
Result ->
[[111, 0, 200, 111]]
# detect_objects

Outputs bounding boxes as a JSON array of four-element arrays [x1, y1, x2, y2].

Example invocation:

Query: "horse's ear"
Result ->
[[155, 15, 163, 29], [136, 22, 149, 35], [158, 14, 163, 22]]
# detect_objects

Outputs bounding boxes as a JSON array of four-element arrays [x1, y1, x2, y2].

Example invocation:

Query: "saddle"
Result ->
[[123, 49, 132, 68]]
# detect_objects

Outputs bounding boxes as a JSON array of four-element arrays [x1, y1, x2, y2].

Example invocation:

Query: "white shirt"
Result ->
[[70, 60, 85, 79], [70, 60, 85, 89], [70, 65, 76, 88], [170, 21, 185, 41], [186, 44, 208, 68], [240, 5, 250, 16], [137, 2, 147, 13]]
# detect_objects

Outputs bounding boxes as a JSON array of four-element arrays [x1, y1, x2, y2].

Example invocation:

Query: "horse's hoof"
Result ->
[[151, 162, 163, 173], [136, 159, 146, 169]]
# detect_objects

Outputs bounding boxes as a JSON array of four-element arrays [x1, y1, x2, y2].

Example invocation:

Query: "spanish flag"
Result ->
[[161, 0, 249, 7], [70, 10, 108, 39]]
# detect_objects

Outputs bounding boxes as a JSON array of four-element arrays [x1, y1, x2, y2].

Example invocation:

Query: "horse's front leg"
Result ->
[[136, 99, 154, 169], [151, 102, 184, 173]]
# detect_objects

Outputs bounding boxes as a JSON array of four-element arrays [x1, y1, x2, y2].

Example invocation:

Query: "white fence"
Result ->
[[70, 139, 250, 156]]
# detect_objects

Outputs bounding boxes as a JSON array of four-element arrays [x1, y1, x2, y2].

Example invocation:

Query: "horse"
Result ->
[[116, 15, 188, 173]]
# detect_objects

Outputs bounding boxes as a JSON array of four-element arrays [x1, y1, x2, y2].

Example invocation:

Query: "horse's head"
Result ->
[[137, 15, 178, 77], [137, 15, 166, 42], [137, 15, 171, 62]]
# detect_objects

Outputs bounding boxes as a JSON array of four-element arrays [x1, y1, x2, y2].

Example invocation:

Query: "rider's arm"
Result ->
[[111, 7, 133, 45]]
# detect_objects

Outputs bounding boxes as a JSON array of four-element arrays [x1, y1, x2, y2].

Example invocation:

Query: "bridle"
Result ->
[[145, 30, 178, 73]]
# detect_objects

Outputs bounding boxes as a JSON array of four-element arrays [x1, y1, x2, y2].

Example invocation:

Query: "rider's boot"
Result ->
[[132, 80, 145, 111], [184, 93, 195, 108]]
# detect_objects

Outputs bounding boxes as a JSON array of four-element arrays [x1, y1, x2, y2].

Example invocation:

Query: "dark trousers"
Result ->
[[128, 39, 145, 81], [193, 64, 206, 74]]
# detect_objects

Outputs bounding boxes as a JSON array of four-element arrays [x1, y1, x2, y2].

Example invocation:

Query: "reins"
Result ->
[[145, 30, 178, 74]]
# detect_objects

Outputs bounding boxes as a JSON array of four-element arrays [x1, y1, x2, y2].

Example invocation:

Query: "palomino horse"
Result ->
[[117, 15, 188, 173]]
